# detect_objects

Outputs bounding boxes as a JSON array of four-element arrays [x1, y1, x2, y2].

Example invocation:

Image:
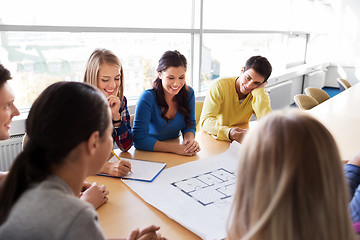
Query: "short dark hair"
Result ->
[[244, 56, 272, 82], [0, 64, 11, 89]]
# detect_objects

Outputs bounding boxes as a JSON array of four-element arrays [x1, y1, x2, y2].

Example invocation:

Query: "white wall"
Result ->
[[317, 0, 360, 85]]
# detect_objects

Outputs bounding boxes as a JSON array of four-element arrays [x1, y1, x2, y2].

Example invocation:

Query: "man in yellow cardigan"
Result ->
[[199, 56, 272, 142]]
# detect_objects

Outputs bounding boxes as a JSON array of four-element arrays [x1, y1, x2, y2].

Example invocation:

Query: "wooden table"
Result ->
[[87, 124, 247, 240], [87, 82, 360, 239], [307, 82, 360, 161]]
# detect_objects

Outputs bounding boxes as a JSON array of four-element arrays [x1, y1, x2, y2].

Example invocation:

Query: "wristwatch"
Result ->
[[112, 118, 122, 124]]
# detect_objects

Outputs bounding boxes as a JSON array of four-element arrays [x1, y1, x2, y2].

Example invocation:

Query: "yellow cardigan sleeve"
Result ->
[[251, 88, 272, 119], [199, 82, 231, 141]]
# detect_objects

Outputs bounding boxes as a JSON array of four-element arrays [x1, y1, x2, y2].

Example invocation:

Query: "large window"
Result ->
[[2, 31, 191, 108], [0, 0, 193, 28], [200, 33, 287, 90], [203, 0, 290, 31], [1, 0, 333, 110]]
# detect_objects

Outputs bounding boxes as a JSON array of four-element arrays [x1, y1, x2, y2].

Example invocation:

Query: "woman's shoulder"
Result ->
[[142, 89, 155, 98], [187, 85, 194, 94], [186, 85, 195, 99], [138, 89, 156, 104]]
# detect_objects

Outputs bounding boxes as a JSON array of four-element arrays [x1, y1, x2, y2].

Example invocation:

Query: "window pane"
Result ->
[[2, 31, 191, 109], [201, 33, 286, 90], [0, 0, 192, 28], [286, 34, 307, 67], [203, 0, 290, 31]]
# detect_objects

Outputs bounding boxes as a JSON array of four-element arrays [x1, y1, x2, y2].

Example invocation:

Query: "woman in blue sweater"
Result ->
[[133, 50, 200, 156]]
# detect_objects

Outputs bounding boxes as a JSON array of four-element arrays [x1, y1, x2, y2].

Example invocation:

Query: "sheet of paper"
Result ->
[[123, 141, 242, 240], [99, 149, 166, 182]]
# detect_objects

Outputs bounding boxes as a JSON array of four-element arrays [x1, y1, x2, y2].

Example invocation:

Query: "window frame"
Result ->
[[1, 0, 311, 136]]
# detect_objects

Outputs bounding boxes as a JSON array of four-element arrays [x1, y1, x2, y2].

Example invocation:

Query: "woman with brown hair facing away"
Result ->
[[0, 82, 164, 240]]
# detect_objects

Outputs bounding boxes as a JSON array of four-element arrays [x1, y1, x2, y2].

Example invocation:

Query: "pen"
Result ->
[[111, 150, 132, 173]]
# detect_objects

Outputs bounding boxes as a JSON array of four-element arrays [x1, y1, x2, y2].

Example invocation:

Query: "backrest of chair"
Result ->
[[195, 101, 204, 132], [304, 87, 330, 104], [22, 133, 29, 150], [294, 94, 319, 110], [130, 114, 135, 128], [337, 78, 351, 91]]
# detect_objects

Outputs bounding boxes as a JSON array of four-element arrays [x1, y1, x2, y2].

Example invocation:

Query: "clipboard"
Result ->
[[97, 155, 167, 182]]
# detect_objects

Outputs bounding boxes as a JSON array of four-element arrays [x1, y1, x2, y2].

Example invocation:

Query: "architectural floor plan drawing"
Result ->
[[124, 141, 242, 240], [171, 168, 236, 206]]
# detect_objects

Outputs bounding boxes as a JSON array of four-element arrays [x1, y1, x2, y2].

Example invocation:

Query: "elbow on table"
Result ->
[[133, 137, 155, 152], [118, 142, 133, 152]]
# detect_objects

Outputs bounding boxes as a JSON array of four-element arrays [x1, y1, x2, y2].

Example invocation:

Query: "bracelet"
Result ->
[[112, 118, 122, 124]]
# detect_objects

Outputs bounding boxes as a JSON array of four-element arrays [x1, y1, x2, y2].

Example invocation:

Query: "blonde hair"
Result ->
[[227, 110, 356, 240], [83, 48, 124, 103]]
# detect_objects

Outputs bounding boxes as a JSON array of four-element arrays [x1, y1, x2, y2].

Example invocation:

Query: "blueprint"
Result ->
[[171, 168, 236, 207], [123, 141, 242, 240]]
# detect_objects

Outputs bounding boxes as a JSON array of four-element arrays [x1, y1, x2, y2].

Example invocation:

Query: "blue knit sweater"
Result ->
[[133, 87, 196, 151]]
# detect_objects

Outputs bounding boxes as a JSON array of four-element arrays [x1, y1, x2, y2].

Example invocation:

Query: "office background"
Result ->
[[0, 0, 360, 164]]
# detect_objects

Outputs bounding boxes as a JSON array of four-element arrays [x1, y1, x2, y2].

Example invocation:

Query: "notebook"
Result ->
[[97, 154, 166, 182]]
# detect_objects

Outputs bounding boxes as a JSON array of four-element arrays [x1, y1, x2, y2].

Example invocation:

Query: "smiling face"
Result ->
[[0, 83, 20, 140], [159, 66, 186, 98], [97, 64, 121, 98], [238, 68, 265, 95]]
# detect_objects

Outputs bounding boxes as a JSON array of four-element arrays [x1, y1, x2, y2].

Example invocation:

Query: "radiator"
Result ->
[[0, 134, 24, 171], [266, 80, 293, 110], [304, 70, 326, 89]]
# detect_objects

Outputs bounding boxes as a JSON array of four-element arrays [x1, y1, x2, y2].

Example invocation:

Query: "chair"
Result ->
[[130, 114, 135, 128], [304, 87, 330, 104], [22, 133, 29, 150], [294, 94, 319, 110], [337, 78, 351, 92], [195, 101, 204, 132]]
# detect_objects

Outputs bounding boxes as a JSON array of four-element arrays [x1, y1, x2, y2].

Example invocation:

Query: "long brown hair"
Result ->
[[153, 50, 192, 127], [0, 82, 109, 224], [227, 110, 356, 240]]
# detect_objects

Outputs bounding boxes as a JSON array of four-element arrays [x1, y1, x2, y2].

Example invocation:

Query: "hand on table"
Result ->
[[127, 225, 166, 240], [183, 138, 201, 155], [172, 140, 200, 157], [80, 182, 109, 209], [229, 127, 247, 143]]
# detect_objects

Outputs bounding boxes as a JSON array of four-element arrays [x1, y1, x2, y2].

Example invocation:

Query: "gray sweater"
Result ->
[[0, 175, 106, 240]]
